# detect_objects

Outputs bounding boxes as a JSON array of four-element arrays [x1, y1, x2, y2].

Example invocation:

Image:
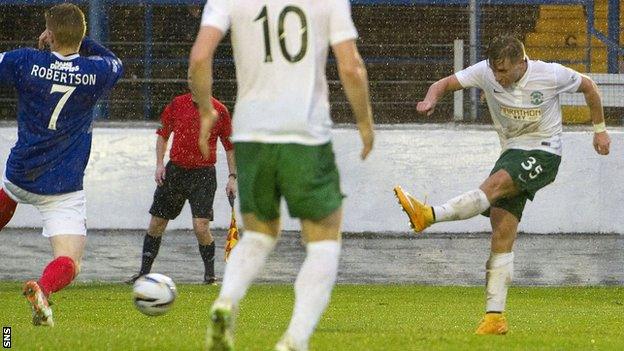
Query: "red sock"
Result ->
[[38, 256, 76, 296], [0, 188, 17, 230]]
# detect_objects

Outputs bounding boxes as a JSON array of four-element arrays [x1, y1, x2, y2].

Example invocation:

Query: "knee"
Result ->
[[195, 228, 213, 241], [242, 214, 281, 237], [193, 221, 213, 243], [481, 172, 516, 202], [480, 181, 503, 201], [193, 218, 210, 233], [301, 208, 342, 243], [195, 225, 210, 234], [148, 217, 168, 235]]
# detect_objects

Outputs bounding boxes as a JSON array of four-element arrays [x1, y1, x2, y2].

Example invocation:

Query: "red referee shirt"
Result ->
[[156, 93, 233, 168]]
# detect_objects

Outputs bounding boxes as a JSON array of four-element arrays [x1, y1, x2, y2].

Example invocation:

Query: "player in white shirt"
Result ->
[[394, 35, 610, 335], [189, 1, 374, 350]]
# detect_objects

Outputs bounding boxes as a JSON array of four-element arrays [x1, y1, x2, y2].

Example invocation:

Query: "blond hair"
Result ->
[[45, 3, 86, 48]]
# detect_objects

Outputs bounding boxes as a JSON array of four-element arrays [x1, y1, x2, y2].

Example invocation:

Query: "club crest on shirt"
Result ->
[[530, 91, 544, 105]]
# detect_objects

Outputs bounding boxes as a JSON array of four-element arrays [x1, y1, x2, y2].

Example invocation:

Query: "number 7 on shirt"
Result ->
[[48, 84, 76, 130]]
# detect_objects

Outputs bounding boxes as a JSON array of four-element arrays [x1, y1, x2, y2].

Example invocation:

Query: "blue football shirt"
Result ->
[[0, 37, 123, 194]]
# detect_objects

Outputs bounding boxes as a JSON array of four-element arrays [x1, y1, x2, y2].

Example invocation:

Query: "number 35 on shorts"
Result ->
[[520, 156, 542, 181]]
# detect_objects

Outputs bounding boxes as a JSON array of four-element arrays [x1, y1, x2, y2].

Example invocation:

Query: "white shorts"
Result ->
[[2, 177, 87, 237]]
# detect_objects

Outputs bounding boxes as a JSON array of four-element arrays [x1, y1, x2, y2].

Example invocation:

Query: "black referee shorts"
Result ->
[[149, 161, 217, 220]]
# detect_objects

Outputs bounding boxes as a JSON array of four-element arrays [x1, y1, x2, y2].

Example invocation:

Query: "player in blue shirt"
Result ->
[[0, 3, 122, 326]]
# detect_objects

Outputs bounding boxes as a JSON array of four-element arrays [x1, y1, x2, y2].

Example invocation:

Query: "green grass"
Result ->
[[0, 283, 623, 350]]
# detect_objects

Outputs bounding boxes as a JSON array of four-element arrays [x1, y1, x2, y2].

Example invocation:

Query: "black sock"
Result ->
[[139, 233, 162, 275], [199, 242, 216, 278]]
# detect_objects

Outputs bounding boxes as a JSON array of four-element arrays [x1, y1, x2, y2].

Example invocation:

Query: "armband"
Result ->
[[593, 122, 607, 133]]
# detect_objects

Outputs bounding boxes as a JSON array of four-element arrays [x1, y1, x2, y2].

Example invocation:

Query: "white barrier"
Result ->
[[0, 124, 621, 234]]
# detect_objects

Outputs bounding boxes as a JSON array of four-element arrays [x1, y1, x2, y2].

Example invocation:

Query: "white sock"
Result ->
[[485, 252, 514, 313], [433, 189, 490, 222], [218, 230, 276, 306], [284, 240, 341, 349]]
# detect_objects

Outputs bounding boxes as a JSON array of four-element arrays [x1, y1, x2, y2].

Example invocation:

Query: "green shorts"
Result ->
[[483, 149, 561, 221], [234, 142, 344, 221]]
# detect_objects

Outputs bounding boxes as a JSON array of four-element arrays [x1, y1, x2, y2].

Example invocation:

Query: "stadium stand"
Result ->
[[526, 0, 624, 73], [524, 0, 624, 123], [0, 2, 620, 124]]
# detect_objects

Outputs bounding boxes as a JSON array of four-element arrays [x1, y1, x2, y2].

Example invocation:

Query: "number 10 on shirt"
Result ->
[[254, 5, 308, 63]]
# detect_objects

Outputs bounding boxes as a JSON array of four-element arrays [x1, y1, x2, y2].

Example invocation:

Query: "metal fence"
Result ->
[[0, 0, 621, 124]]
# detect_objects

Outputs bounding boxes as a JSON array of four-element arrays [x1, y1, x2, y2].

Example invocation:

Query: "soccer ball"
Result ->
[[132, 273, 177, 316]]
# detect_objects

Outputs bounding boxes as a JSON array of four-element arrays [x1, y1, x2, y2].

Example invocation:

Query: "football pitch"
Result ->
[[1, 283, 622, 350]]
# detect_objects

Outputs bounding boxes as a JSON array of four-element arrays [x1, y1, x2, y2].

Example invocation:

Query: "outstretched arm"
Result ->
[[578, 75, 610, 155], [417, 75, 463, 116], [189, 26, 224, 158]]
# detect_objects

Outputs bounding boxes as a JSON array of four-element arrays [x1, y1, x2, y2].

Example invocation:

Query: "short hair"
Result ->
[[486, 35, 526, 65], [45, 3, 86, 48]]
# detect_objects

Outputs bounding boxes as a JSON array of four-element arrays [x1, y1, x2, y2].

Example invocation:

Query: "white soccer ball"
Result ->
[[132, 273, 177, 316]]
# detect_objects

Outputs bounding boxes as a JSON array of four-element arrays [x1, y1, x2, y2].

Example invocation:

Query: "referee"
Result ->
[[127, 88, 236, 284]]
